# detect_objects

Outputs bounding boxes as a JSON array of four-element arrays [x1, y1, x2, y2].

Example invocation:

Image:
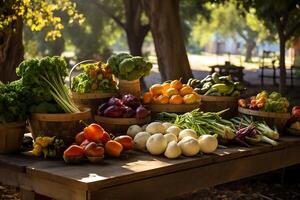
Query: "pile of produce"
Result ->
[[286, 106, 300, 132], [238, 91, 289, 113], [156, 109, 236, 141], [32, 136, 65, 158], [16, 56, 79, 113], [126, 122, 218, 159], [0, 80, 31, 123], [97, 94, 150, 119], [143, 80, 201, 105], [187, 72, 246, 96], [63, 122, 133, 163], [231, 116, 279, 147], [107, 53, 152, 81], [71, 61, 117, 93]]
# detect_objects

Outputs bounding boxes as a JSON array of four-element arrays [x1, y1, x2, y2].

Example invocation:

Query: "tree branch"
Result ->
[[93, 1, 126, 30], [286, 20, 300, 38]]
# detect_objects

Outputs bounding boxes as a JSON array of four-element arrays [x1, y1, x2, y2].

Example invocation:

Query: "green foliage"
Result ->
[[190, 1, 272, 48], [0, 0, 84, 40], [16, 56, 79, 113], [0, 80, 32, 123]]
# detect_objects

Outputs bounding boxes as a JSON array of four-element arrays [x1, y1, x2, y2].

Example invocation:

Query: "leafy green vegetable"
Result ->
[[16, 56, 79, 113], [71, 61, 117, 93], [0, 80, 31, 123], [107, 53, 152, 81]]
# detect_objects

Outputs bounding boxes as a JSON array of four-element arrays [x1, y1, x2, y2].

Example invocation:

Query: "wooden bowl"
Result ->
[[71, 92, 116, 115], [145, 104, 199, 113], [199, 95, 238, 119], [287, 128, 300, 136], [94, 115, 151, 136], [29, 108, 92, 145], [238, 107, 290, 131]]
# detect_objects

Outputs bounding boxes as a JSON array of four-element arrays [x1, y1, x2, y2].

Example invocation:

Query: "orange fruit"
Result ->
[[162, 82, 171, 92], [183, 94, 197, 104], [156, 95, 169, 104], [143, 92, 153, 104], [169, 95, 183, 104], [170, 80, 183, 90], [192, 92, 201, 103], [180, 85, 194, 96], [149, 84, 163, 96], [164, 87, 179, 97]]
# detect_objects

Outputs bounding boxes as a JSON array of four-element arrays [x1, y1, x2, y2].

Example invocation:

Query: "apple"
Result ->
[[84, 142, 105, 157], [75, 131, 85, 145], [114, 135, 133, 150]]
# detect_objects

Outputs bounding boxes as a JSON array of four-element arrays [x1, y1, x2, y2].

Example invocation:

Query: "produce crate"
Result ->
[[94, 115, 151, 136], [145, 103, 200, 114], [238, 107, 290, 131], [29, 108, 92, 145], [200, 95, 238, 119], [0, 122, 26, 153]]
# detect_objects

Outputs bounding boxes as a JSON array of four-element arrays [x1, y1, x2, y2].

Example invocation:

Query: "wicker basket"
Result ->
[[118, 79, 141, 97], [200, 95, 238, 119], [238, 107, 290, 131], [0, 122, 26, 153], [94, 115, 151, 136], [29, 108, 92, 145], [69, 60, 117, 115]]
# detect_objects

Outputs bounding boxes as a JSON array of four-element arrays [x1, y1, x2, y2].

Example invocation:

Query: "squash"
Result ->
[[134, 132, 151, 151], [178, 129, 197, 141], [164, 141, 181, 159], [178, 136, 200, 156], [127, 125, 143, 138], [198, 135, 218, 153], [164, 133, 178, 143], [146, 133, 167, 155], [146, 122, 166, 134], [166, 126, 182, 137]]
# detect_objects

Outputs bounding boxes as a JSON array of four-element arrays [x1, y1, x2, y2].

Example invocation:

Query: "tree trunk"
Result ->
[[123, 0, 149, 56], [279, 36, 286, 94], [245, 40, 256, 62], [144, 0, 193, 82], [0, 19, 24, 83]]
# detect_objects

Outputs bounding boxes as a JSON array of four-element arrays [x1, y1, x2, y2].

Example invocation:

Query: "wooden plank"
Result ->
[[90, 145, 300, 200]]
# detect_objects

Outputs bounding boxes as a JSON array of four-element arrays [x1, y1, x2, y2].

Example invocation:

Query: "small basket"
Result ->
[[0, 122, 26, 153], [94, 115, 151, 136], [200, 95, 238, 119], [118, 79, 141, 97], [145, 104, 199, 113], [29, 108, 92, 145], [69, 60, 117, 115], [238, 107, 290, 131]]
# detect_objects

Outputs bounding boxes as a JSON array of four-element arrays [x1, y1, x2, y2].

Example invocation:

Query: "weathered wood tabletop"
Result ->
[[0, 136, 300, 200]]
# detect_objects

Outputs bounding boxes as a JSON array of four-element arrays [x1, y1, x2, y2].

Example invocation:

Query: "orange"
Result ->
[[149, 84, 163, 96], [169, 95, 183, 104], [170, 80, 183, 90], [180, 85, 194, 96], [164, 87, 179, 97], [156, 95, 169, 104], [192, 92, 201, 103], [162, 82, 171, 92], [183, 94, 197, 104], [143, 92, 153, 104]]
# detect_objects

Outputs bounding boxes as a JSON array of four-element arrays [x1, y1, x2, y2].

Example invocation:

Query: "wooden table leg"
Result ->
[[20, 189, 52, 200]]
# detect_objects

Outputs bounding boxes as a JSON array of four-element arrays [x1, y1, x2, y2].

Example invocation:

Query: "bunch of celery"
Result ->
[[156, 109, 236, 140]]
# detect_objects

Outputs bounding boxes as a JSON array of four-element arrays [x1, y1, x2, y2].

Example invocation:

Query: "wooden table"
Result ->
[[0, 136, 300, 200]]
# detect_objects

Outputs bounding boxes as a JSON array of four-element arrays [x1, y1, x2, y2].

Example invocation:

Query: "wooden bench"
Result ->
[[0, 136, 300, 200]]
